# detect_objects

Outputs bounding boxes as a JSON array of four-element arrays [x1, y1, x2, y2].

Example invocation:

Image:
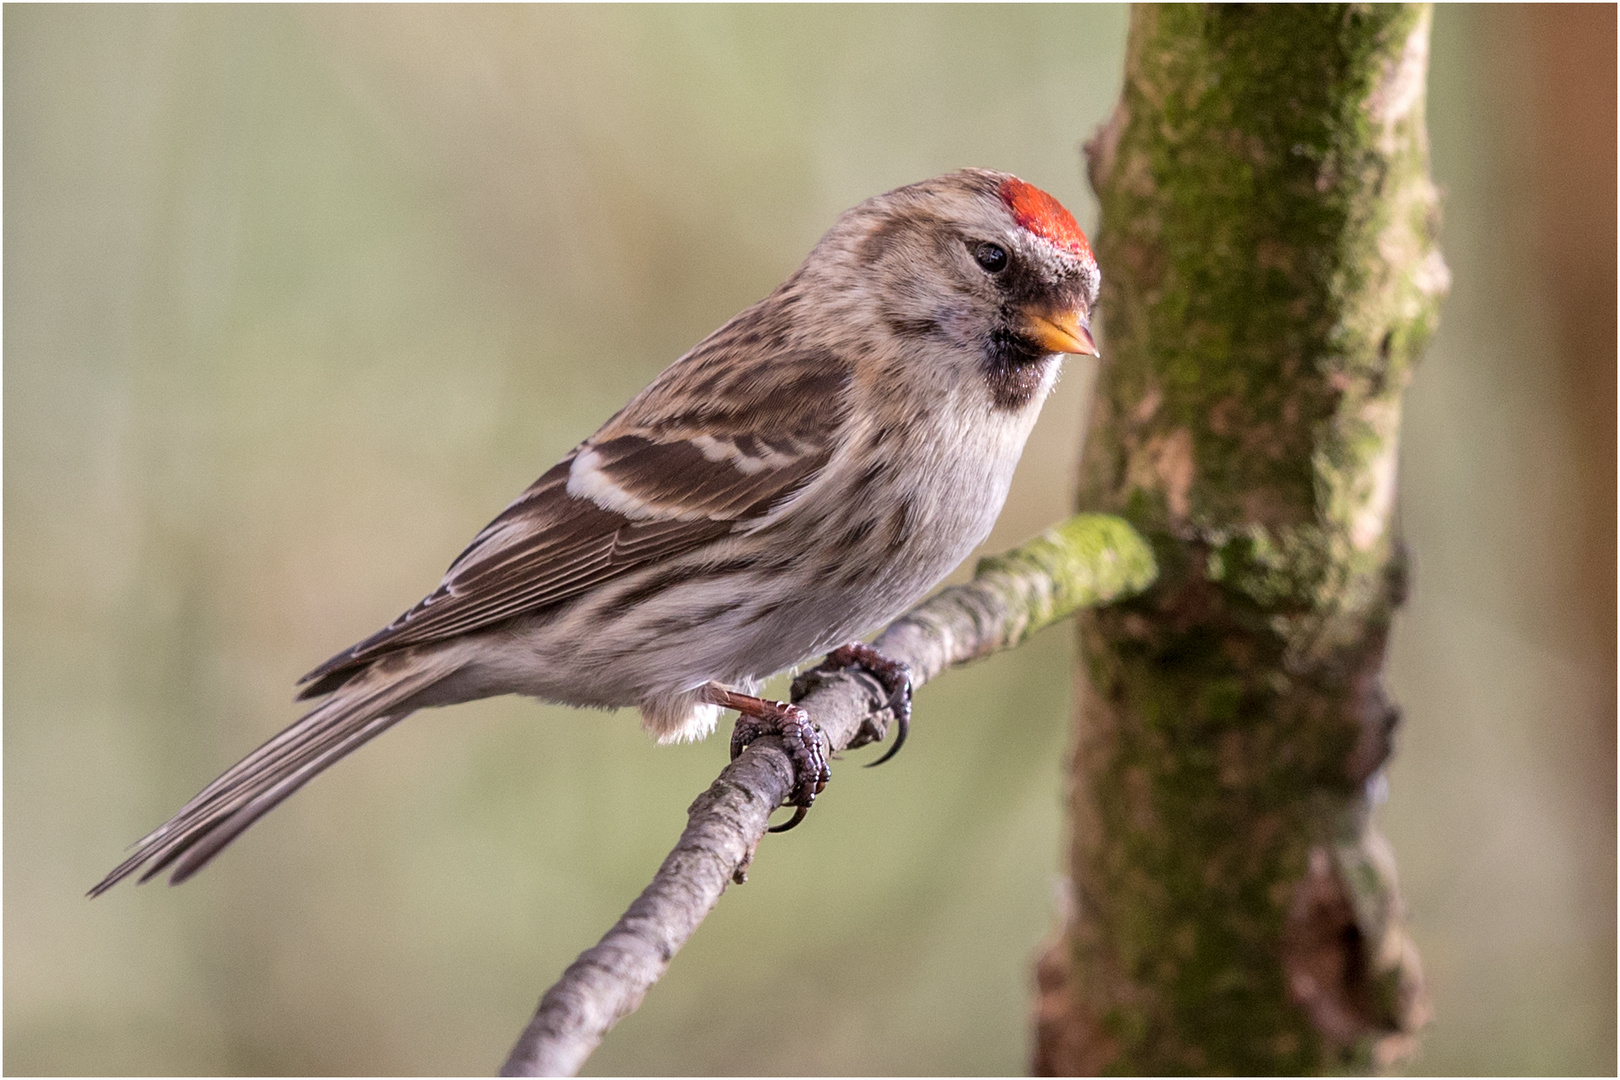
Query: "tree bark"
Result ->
[[1036, 6, 1446, 1073]]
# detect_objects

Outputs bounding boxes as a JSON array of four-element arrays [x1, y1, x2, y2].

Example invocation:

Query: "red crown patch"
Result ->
[[998, 177, 1093, 261]]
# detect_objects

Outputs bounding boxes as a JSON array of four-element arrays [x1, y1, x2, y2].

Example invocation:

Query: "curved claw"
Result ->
[[865, 704, 909, 768], [815, 642, 914, 768], [767, 805, 811, 833]]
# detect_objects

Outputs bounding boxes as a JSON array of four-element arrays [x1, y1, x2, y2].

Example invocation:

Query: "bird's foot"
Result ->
[[811, 641, 912, 767], [703, 686, 830, 833]]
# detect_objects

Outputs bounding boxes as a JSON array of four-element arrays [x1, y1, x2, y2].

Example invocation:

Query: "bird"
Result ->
[[91, 168, 1099, 895]]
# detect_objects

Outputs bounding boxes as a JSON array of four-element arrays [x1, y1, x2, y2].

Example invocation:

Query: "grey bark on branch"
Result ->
[[499, 513, 1155, 1077]]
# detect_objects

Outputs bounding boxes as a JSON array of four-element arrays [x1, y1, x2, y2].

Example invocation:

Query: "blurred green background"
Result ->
[[6, 5, 1613, 1075]]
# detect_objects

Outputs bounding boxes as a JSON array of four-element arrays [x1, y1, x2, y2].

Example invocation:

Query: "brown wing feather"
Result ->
[[299, 327, 850, 697]]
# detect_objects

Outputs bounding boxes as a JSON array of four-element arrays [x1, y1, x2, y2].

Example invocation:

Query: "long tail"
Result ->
[[90, 653, 457, 895]]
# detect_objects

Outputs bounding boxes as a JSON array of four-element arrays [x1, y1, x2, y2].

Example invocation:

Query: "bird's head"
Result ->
[[799, 169, 1100, 413]]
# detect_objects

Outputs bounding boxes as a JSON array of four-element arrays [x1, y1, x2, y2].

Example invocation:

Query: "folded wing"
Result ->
[[299, 353, 849, 698]]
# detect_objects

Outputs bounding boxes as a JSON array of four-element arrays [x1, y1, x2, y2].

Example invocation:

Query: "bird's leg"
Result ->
[[811, 641, 913, 767], [701, 685, 830, 833]]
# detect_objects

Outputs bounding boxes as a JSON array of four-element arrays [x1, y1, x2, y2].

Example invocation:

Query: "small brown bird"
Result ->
[[92, 168, 1099, 894]]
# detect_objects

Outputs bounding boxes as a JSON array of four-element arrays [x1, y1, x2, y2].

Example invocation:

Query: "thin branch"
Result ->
[[498, 513, 1157, 1077]]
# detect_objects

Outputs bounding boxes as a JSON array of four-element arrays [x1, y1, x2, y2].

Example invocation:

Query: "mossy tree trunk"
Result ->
[[1035, 6, 1446, 1073]]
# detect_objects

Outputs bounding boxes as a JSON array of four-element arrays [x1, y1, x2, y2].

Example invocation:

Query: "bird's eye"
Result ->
[[973, 242, 1009, 274]]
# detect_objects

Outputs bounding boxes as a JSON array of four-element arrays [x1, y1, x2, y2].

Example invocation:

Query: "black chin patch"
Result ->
[[982, 328, 1055, 411]]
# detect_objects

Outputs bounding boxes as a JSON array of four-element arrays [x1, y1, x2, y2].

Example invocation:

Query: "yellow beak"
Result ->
[[1020, 307, 1099, 357]]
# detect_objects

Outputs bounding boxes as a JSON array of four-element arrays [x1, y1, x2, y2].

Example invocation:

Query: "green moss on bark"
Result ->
[[1046, 6, 1445, 1074], [973, 513, 1159, 647]]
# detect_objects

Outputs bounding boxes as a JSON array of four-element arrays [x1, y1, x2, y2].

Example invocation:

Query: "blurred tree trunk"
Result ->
[[1518, 4, 1618, 916], [1035, 6, 1445, 1073]]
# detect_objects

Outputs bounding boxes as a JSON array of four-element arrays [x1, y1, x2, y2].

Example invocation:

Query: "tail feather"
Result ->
[[130, 669, 427, 849], [158, 710, 405, 886], [90, 655, 456, 896]]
